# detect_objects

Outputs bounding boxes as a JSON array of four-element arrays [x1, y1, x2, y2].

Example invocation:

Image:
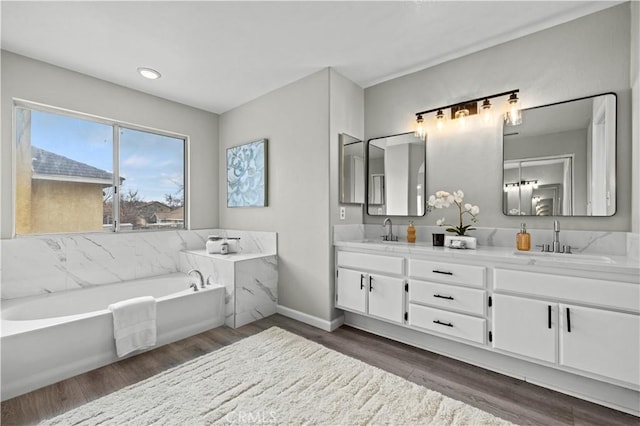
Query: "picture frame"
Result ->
[[226, 139, 268, 208]]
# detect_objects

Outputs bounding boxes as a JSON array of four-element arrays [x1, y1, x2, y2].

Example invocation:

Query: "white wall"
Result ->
[[1, 51, 219, 238], [219, 69, 333, 321], [364, 4, 632, 232]]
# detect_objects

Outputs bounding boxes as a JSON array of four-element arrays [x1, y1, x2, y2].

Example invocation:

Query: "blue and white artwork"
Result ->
[[227, 139, 267, 207]]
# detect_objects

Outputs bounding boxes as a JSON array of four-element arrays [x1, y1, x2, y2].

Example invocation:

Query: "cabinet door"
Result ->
[[559, 304, 640, 386], [492, 294, 556, 363], [336, 268, 366, 314], [368, 274, 404, 324]]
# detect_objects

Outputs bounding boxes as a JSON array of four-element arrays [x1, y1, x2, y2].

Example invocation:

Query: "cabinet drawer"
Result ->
[[337, 251, 404, 275], [408, 304, 486, 344], [409, 259, 485, 288], [494, 269, 640, 312], [409, 279, 485, 316]]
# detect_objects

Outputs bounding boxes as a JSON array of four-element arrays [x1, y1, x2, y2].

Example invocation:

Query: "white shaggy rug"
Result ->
[[42, 327, 511, 425]]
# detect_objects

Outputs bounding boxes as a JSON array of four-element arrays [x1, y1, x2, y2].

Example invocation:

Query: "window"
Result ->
[[15, 102, 187, 235]]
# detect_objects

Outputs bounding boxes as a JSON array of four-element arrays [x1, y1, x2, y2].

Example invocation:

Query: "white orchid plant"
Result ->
[[427, 190, 480, 236]]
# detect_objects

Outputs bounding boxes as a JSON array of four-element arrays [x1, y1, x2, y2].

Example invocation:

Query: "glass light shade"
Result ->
[[481, 99, 492, 124], [415, 115, 426, 140], [435, 109, 445, 130], [505, 93, 522, 126]]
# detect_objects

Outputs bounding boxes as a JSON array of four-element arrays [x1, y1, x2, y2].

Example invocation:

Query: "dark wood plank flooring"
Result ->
[[2, 314, 639, 425]]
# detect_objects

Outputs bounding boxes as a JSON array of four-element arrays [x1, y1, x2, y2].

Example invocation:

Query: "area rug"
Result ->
[[42, 327, 511, 425]]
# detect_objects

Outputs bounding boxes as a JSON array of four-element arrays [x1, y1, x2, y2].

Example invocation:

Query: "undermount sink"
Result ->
[[512, 250, 614, 264]]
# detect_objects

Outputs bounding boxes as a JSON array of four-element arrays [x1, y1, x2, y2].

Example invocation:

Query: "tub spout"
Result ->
[[188, 269, 205, 289]]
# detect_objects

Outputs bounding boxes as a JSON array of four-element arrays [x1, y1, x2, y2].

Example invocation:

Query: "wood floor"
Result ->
[[2, 314, 639, 425]]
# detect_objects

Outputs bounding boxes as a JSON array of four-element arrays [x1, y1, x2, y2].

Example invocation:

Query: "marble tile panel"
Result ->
[[133, 231, 182, 278], [1, 237, 70, 298], [60, 233, 137, 287], [626, 233, 639, 262]]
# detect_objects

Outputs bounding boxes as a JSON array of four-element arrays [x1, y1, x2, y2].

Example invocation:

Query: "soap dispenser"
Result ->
[[407, 221, 416, 243], [516, 223, 531, 251]]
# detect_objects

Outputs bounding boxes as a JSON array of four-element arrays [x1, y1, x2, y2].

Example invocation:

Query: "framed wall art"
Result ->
[[226, 139, 268, 207]]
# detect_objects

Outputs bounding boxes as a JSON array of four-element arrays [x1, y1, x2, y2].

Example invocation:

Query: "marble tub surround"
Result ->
[[332, 224, 633, 257], [180, 250, 278, 328], [1, 229, 277, 300]]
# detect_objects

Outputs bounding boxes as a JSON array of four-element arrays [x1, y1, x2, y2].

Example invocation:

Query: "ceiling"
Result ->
[[0, 1, 623, 115]]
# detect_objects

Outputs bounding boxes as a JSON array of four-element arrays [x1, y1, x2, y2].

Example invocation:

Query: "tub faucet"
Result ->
[[188, 269, 205, 289], [382, 217, 397, 241]]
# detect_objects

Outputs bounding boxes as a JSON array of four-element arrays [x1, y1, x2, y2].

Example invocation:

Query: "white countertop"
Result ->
[[334, 239, 640, 277], [184, 249, 276, 262]]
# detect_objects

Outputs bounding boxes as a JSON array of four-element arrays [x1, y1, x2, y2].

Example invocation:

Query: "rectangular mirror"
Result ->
[[339, 133, 364, 204], [503, 93, 616, 216], [367, 132, 426, 216]]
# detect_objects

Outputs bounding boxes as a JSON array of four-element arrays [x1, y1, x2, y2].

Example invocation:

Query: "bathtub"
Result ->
[[1, 273, 225, 401]]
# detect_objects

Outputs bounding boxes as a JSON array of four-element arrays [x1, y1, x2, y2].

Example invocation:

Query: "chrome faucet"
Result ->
[[188, 269, 205, 289], [552, 220, 561, 253], [537, 220, 572, 254], [382, 217, 397, 241]]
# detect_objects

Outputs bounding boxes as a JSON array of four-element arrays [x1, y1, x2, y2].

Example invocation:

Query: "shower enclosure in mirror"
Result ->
[[503, 93, 616, 216], [339, 133, 364, 204], [367, 132, 426, 216]]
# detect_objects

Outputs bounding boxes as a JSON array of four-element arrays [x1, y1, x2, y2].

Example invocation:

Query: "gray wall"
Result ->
[[219, 69, 332, 321], [1, 51, 219, 238], [632, 1, 640, 234], [364, 4, 633, 232], [220, 68, 363, 323]]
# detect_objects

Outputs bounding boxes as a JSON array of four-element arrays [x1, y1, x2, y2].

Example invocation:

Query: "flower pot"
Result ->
[[444, 235, 477, 250]]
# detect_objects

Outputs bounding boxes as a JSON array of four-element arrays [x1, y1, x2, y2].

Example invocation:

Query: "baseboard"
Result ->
[[276, 305, 344, 332]]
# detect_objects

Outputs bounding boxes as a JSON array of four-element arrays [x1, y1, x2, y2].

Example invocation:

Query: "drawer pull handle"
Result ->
[[433, 294, 454, 300], [433, 320, 453, 327], [369, 275, 373, 292], [566, 307, 571, 333], [360, 274, 365, 290], [432, 270, 453, 276], [548, 305, 552, 329]]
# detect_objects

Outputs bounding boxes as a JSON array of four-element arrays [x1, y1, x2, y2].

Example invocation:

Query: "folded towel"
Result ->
[[206, 238, 240, 254], [108, 296, 157, 357]]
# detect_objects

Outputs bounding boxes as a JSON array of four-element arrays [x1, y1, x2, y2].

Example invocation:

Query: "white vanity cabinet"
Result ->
[[334, 240, 640, 415], [335, 251, 405, 324], [559, 304, 640, 386], [407, 259, 487, 344], [493, 268, 640, 387], [492, 294, 557, 363]]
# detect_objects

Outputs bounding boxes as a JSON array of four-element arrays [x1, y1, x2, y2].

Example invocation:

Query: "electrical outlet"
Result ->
[[339, 207, 346, 220]]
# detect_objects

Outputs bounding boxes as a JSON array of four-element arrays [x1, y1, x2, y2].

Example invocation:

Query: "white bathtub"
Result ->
[[1, 273, 225, 401]]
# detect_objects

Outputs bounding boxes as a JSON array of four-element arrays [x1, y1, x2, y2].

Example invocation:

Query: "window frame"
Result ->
[[12, 99, 190, 236]]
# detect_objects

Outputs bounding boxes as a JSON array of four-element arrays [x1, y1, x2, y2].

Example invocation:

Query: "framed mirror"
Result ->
[[367, 132, 426, 216], [339, 133, 364, 204], [503, 93, 616, 216]]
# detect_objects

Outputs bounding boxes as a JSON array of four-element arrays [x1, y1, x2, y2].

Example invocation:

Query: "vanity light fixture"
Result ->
[[415, 114, 426, 140], [415, 89, 520, 132], [137, 67, 162, 80], [504, 179, 538, 191]]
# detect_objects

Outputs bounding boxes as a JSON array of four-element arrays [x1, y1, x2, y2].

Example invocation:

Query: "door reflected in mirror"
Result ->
[[367, 132, 426, 216], [503, 93, 616, 216], [339, 133, 364, 204]]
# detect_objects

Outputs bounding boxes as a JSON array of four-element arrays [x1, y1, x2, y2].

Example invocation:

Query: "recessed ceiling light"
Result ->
[[137, 67, 161, 80]]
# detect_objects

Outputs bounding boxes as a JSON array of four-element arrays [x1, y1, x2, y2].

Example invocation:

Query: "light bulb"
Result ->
[[481, 99, 492, 124], [505, 93, 522, 126], [415, 114, 426, 140], [435, 109, 445, 130]]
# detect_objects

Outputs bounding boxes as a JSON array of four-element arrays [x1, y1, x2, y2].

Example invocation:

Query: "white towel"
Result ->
[[108, 296, 157, 357]]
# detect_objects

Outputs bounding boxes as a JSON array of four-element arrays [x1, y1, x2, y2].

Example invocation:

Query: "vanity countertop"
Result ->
[[334, 240, 640, 277]]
